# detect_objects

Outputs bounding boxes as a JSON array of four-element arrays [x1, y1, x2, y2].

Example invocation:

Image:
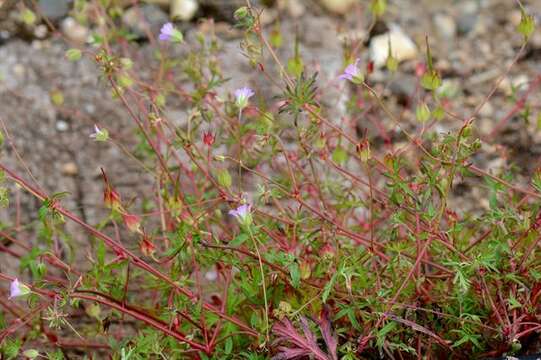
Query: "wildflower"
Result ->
[[104, 186, 121, 211], [159, 22, 183, 43], [89, 124, 109, 142], [123, 212, 142, 234], [234, 87, 254, 110], [229, 203, 252, 226], [339, 59, 364, 84], [356, 140, 371, 163], [203, 131, 215, 146], [9, 278, 30, 299], [139, 235, 155, 257]]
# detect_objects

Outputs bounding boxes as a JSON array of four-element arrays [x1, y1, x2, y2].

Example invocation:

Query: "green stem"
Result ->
[[246, 226, 269, 342], [238, 110, 243, 195]]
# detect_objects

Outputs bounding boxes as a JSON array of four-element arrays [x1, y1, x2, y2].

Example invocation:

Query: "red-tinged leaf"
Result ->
[[271, 318, 332, 360], [319, 306, 338, 360], [385, 312, 451, 349], [272, 347, 309, 360], [300, 317, 318, 347]]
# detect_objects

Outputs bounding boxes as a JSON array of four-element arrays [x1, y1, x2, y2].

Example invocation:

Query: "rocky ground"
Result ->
[[1, 0, 539, 220], [0, 0, 540, 355]]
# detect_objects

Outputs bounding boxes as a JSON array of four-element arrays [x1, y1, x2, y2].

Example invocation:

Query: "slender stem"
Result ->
[[246, 226, 269, 342], [238, 109, 243, 195]]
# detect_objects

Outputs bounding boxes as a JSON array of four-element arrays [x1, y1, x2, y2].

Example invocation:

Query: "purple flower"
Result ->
[[159, 22, 183, 43], [339, 59, 364, 84], [229, 203, 252, 225], [9, 278, 30, 299], [234, 87, 255, 110]]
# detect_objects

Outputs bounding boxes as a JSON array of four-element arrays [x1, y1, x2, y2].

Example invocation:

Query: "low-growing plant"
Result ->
[[0, 1, 540, 359]]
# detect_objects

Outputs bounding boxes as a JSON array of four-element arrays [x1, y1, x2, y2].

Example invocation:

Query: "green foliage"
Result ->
[[517, 8, 535, 40], [279, 72, 318, 122], [66, 48, 82, 61]]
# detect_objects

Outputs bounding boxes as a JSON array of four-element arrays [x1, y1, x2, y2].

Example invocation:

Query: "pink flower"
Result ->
[[203, 132, 215, 146], [229, 203, 252, 225], [339, 59, 364, 84], [9, 278, 30, 299], [234, 87, 255, 109], [123, 212, 142, 234]]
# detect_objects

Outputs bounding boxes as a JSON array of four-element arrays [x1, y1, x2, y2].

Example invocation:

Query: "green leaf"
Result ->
[[416, 102, 431, 122], [376, 321, 397, 348], [50, 90, 64, 106], [23, 349, 39, 359], [224, 337, 233, 354], [508, 296, 522, 310], [117, 74, 133, 88], [421, 71, 441, 91], [217, 169, 232, 189], [270, 24, 283, 48], [386, 55, 398, 72], [0, 187, 9, 208], [66, 48, 82, 62], [21, 8, 37, 25], [287, 57, 304, 78], [229, 233, 248, 247], [288, 261, 300, 288], [517, 9, 535, 40], [2, 338, 21, 360], [370, 0, 387, 17], [433, 105, 445, 120], [322, 272, 338, 303], [332, 145, 348, 165]]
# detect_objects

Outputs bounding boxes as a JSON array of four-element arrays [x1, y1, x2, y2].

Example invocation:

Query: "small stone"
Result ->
[[433, 13, 456, 40], [478, 117, 493, 135], [61, 17, 88, 43], [13, 63, 25, 77], [512, 74, 529, 90], [436, 79, 461, 99], [0, 30, 10, 42], [478, 101, 493, 117], [532, 31, 541, 49], [62, 162, 79, 176], [205, 269, 218, 281], [388, 74, 417, 99], [84, 104, 96, 114], [318, 0, 357, 15], [456, 1, 479, 35], [498, 77, 512, 95], [337, 29, 367, 44], [287, 0, 305, 18], [508, 9, 522, 27], [259, 8, 278, 26], [122, 4, 169, 38], [34, 24, 48, 39], [56, 120, 69, 132], [369, 26, 418, 68], [171, 0, 199, 21], [38, 0, 70, 21]]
